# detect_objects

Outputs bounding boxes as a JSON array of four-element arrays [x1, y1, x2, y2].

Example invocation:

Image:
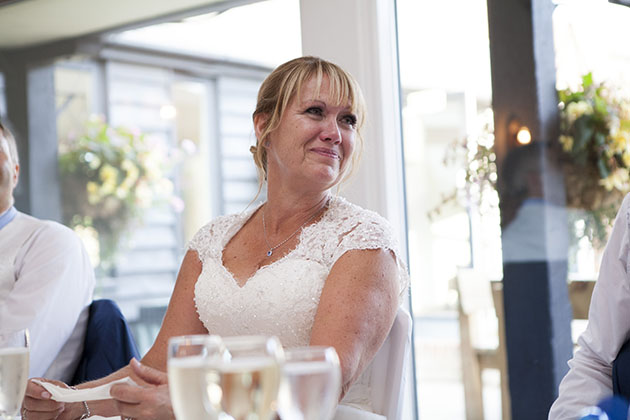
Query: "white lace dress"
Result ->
[[188, 196, 409, 419]]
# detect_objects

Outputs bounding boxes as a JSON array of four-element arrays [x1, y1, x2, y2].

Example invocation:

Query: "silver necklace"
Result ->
[[262, 199, 330, 257]]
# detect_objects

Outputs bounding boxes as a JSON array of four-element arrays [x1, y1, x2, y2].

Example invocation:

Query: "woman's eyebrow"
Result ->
[[300, 99, 326, 106]]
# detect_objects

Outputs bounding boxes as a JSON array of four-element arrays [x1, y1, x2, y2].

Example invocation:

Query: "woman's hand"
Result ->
[[110, 358, 174, 420], [22, 378, 74, 420]]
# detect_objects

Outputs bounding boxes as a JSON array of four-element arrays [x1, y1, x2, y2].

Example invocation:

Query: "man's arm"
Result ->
[[0, 221, 95, 377]]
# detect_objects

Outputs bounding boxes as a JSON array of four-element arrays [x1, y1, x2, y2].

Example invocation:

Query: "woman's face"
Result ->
[[261, 76, 357, 191]]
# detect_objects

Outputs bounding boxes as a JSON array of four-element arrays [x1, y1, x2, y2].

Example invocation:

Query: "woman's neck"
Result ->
[[263, 187, 331, 234]]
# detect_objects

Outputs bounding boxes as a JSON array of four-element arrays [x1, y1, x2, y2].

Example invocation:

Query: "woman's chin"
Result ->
[[311, 168, 341, 188]]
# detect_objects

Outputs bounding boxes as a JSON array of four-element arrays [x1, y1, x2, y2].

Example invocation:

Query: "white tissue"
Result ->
[[84, 417, 119, 419], [31, 377, 138, 402]]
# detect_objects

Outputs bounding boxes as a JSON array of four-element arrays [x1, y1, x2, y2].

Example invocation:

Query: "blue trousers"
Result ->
[[613, 339, 630, 399]]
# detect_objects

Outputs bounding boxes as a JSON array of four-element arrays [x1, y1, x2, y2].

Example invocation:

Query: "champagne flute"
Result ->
[[168, 335, 225, 420], [0, 329, 29, 420], [203, 335, 284, 420], [277, 346, 341, 420]]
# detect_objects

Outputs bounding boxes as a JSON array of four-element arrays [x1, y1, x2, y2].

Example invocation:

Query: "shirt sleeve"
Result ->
[[0, 222, 95, 378], [549, 193, 630, 420]]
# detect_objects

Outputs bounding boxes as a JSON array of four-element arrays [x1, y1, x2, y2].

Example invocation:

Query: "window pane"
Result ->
[[397, 0, 501, 418]]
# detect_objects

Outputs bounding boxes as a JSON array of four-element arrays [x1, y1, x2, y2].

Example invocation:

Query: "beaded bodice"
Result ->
[[189, 196, 407, 346]]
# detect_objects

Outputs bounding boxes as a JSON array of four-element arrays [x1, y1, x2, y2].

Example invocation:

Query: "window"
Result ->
[[397, 0, 502, 418], [54, 0, 301, 354]]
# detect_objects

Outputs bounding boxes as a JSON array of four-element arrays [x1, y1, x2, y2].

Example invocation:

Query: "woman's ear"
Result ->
[[253, 113, 269, 144]]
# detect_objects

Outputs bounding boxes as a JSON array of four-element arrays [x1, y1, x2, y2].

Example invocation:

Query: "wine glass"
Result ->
[[167, 334, 225, 420], [202, 335, 284, 420], [277, 346, 341, 420], [0, 329, 29, 420]]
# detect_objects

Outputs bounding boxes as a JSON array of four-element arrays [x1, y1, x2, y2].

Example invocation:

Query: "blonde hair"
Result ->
[[251, 56, 366, 188], [0, 121, 19, 166]]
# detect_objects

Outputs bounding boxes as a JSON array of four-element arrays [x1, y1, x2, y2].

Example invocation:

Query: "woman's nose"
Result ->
[[321, 118, 341, 144]]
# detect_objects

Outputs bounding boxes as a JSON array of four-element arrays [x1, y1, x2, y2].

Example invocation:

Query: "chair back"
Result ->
[[70, 299, 140, 385], [368, 308, 413, 419]]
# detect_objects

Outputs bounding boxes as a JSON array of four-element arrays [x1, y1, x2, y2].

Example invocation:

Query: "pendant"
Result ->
[[267, 249, 273, 257]]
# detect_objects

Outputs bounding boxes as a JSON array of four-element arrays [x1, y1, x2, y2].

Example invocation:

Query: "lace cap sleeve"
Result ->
[[331, 203, 410, 297], [187, 222, 214, 263], [186, 211, 251, 264]]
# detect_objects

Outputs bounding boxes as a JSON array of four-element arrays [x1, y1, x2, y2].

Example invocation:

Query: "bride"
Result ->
[[23, 56, 409, 420]]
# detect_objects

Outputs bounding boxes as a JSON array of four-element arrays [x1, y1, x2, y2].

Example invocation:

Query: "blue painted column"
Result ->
[[486, 0, 574, 418]]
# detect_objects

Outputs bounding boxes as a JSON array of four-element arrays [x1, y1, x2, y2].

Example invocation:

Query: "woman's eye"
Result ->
[[341, 115, 357, 127], [306, 107, 324, 116]]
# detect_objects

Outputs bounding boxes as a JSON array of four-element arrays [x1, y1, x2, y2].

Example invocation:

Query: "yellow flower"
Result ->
[[87, 181, 98, 195], [559, 135, 574, 152], [600, 168, 630, 191], [120, 160, 139, 191], [566, 101, 593, 124], [623, 151, 630, 168], [611, 131, 630, 154], [99, 164, 118, 184], [86, 182, 100, 204], [100, 181, 116, 196]]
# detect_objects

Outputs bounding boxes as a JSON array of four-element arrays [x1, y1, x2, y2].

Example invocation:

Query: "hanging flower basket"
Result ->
[[430, 74, 630, 249], [59, 116, 179, 271], [557, 73, 630, 245]]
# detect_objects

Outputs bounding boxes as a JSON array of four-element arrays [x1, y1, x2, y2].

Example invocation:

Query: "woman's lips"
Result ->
[[311, 147, 340, 160]]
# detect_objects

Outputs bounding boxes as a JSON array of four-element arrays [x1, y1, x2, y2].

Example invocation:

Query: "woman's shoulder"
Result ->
[[327, 196, 393, 230], [330, 196, 389, 225], [193, 212, 242, 236], [187, 209, 254, 256]]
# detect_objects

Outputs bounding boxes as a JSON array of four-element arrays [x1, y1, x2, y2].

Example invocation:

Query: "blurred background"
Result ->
[[2, 0, 630, 418]]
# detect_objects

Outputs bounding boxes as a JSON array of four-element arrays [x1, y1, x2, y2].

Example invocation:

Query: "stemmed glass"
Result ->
[[0, 329, 29, 420], [277, 346, 342, 420], [167, 335, 225, 420], [202, 335, 284, 420]]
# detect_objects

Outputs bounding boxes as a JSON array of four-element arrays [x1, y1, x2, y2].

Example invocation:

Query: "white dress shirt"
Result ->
[[0, 208, 94, 381], [549, 193, 630, 420]]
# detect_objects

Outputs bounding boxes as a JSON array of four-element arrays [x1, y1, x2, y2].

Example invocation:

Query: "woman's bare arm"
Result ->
[[309, 248, 399, 398]]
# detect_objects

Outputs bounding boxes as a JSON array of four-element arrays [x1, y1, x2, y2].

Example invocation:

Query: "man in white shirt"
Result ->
[[0, 121, 94, 382], [548, 193, 630, 419]]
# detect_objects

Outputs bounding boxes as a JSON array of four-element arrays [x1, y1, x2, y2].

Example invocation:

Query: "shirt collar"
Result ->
[[0, 206, 17, 231]]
